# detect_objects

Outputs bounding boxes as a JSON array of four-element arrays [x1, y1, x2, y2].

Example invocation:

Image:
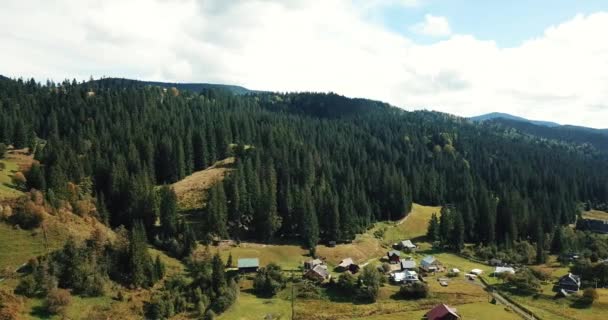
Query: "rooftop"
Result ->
[[237, 258, 260, 269]]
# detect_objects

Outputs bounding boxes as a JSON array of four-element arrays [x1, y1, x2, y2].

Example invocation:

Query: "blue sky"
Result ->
[[1, 0, 608, 127], [381, 0, 608, 46]]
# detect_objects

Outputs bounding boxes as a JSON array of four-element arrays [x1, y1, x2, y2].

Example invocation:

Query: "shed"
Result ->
[[237, 258, 260, 273], [401, 259, 417, 271], [400, 240, 417, 250], [425, 304, 460, 320], [337, 258, 354, 272], [387, 250, 401, 264], [470, 269, 483, 276]]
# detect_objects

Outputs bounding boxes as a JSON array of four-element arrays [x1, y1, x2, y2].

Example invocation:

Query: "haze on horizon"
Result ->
[[1, 0, 608, 128]]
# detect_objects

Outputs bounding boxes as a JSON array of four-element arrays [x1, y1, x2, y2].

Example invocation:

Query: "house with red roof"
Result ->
[[425, 304, 460, 320]]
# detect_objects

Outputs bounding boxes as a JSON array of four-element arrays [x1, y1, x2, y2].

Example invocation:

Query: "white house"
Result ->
[[494, 267, 515, 275]]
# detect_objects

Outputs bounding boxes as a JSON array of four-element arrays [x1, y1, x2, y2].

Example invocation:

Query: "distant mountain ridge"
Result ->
[[470, 112, 561, 127], [91, 77, 253, 95]]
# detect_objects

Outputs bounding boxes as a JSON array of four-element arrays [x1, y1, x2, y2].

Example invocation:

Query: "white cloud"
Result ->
[[410, 14, 452, 37], [0, 1, 607, 128]]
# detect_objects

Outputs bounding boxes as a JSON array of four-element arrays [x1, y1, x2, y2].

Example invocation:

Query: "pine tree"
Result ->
[[159, 185, 178, 238], [427, 213, 440, 242], [129, 221, 154, 288], [451, 211, 465, 252]]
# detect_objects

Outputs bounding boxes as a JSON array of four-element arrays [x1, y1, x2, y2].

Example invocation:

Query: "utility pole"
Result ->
[[291, 272, 295, 320]]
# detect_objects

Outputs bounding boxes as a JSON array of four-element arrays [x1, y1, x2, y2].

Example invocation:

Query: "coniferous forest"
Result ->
[[1, 76, 608, 256]]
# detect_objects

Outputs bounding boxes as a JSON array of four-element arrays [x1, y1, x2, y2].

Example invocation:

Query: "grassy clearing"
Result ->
[[172, 158, 235, 211], [377, 203, 441, 246], [214, 242, 309, 271], [0, 222, 64, 271], [0, 158, 24, 199], [218, 279, 292, 320], [582, 210, 608, 221], [0, 148, 35, 200]]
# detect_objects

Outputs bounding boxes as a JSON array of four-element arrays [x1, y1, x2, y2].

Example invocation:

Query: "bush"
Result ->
[[46, 288, 71, 315], [579, 288, 599, 306], [336, 272, 357, 293], [506, 269, 541, 295], [397, 282, 429, 300], [253, 263, 285, 297], [296, 280, 321, 299], [11, 172, 26, 190], [0, 143, 6, 158], [11, 201, 45, 229], [14, 276, 38, 298]]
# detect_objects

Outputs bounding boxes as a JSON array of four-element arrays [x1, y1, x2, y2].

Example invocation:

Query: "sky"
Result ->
[[1, 0, 608, 128]]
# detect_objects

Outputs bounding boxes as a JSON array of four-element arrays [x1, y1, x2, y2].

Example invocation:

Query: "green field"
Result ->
[[0, 158, 24, 199]]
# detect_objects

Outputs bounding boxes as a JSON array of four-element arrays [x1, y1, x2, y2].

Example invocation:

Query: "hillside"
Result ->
[[91, 77, 253, 95], [470, 112, 561, 127], [1, 76, 608, 319], [481, 117, 608, 155]]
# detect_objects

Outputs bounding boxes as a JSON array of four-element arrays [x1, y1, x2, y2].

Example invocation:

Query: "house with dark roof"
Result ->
[[387, 250, 401, 264], [558, 273, 581, 292], [237, 258, 260, 273], [305, 265, 331, 283], [425, 304, 460, 320]]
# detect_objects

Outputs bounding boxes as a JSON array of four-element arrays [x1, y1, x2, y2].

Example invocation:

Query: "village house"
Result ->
[[420, 256, 442, 272], [387, 250, 401, 264], [304, 264, 331, 283], [493, 266, 515, 276], [304, 258, 324, 270], [425, 304, 460, 320], [400, 258, 417, 271], [396, 239, 417, 252], [558, 273, 581, 292], [237, 258, 260, 273], [390, 270, 419, 284], [336, 258, 360, 273]]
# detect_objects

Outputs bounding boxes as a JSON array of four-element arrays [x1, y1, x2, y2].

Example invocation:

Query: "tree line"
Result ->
[[1, 77, 607, 254]]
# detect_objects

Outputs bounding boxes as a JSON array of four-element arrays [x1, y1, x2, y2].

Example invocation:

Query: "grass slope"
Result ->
[[582, 210, 608, 221], [172, 158, 235, 211]]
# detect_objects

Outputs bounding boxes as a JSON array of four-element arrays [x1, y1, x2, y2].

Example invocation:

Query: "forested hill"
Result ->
[[1, 76, 607, 255], [470, 112, 561, 127], [480, 117, 608, 156], [91, 77, 252, 95]]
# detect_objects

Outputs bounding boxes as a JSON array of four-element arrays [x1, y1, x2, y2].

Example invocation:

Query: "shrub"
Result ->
[[336, 272, 357, 294], [579, 288, 599, 306], [14, 276, 38, 298], [11, 201, 45, 229], [397, 282, 429, 300], [296, 280, 321, 299], [46, 288, 71, 315], [11, 172, 26, 190], [253, 263, 285, 297]]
